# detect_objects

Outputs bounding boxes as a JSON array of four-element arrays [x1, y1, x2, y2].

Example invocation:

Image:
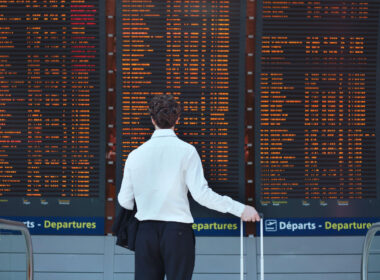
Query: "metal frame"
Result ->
[[0, 218, 33, 280], [245, 0, 257, 236], [361, 222, 380, 280], [105, 0, 117, 234]]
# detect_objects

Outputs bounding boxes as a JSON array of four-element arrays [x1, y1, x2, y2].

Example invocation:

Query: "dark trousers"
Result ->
[[135, 221, 195, 280]]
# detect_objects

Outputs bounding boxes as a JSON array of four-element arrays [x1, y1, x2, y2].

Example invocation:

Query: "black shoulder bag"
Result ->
[[112, 203, 139, 251]]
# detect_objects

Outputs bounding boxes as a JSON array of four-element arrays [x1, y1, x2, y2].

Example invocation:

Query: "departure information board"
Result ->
[[116, 0, 246, 230], [255, 0, 380, 232], [0, 0, 106, 234]]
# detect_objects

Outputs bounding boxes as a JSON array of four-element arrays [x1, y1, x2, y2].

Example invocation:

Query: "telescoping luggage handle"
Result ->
[[240, 219, 243, 280], [240, 214, 264, 280], [260, 213, 264, 280]]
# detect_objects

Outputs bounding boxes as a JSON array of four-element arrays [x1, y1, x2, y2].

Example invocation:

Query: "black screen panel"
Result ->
[[116, 0, 246, 217], [255, 0, 380, 218], [0, 0, 106, 224]]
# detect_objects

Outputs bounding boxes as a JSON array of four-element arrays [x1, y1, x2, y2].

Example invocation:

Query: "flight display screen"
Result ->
[[255, 0, 380, 223], [0, 0, 106, 234], [116, 0, 246, 222]]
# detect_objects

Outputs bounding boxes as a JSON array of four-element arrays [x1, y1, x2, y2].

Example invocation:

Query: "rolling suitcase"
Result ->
[[240, 215, 264, 280]]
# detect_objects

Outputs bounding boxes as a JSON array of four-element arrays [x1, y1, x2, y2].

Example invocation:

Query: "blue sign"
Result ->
[[7, 216, 377, 236], [193, 218, 241, 236], [0, 216, 104, 235], [257, 217, 380, 236], [1, 216, 242, 236]]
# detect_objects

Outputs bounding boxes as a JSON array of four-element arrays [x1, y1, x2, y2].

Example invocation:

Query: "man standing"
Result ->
[[118, 94, 260, 280]]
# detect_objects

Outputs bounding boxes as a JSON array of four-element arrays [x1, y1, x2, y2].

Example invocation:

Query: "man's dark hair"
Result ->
[[149, 94, 181, 129]]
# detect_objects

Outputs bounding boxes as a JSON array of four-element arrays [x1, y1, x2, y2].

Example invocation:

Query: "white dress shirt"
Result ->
[[118, 128, 245, 223]]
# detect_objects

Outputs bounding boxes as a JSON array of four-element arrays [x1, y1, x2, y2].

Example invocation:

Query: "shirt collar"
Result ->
[[151, 129, 177, 138]]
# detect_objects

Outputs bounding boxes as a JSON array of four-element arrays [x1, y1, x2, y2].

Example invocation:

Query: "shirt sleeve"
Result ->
[[117, 157, 135, 210], [185, 148, 245, 218]]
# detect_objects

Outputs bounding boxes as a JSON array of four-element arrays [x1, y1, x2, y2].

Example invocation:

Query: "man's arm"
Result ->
[[185, 148, 260, 222]]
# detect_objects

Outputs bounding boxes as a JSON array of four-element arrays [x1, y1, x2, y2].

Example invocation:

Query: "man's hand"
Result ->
[[241, 205, 260, 222]]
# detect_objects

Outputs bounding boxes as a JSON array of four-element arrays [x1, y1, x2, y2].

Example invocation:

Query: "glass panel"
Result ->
[[0, 229, 27, 280], [368, 232, 380, 280]]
